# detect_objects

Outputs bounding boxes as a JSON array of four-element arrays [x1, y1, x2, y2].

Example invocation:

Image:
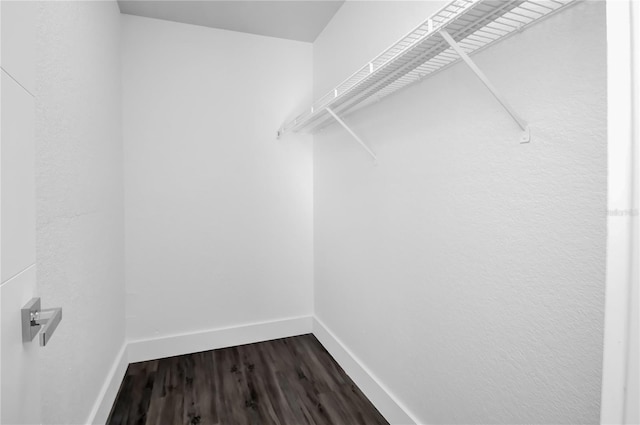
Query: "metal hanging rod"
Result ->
[[278, 0, 579, 145]]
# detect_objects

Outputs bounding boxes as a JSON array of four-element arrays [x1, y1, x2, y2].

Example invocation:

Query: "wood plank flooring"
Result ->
[[107, 334, 389, 425]]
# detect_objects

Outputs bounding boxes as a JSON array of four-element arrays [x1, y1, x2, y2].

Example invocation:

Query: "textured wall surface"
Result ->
[[313, 2, 607, 424], [122, 15, 313, 341], [35, 2, 125, 423]]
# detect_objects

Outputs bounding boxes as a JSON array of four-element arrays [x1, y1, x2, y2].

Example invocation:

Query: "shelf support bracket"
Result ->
[[325, 107, 378, 163], [439, 30, 531, 143]]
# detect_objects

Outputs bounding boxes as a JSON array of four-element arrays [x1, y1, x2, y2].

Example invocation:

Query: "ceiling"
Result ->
[[117, 1, 344, 43]]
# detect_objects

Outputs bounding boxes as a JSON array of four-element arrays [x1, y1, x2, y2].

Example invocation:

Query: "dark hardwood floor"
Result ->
[[107, 334, 389, 425]]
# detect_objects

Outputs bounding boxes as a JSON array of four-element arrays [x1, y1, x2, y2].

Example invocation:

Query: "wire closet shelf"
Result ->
[[278, 0, 578, 137]]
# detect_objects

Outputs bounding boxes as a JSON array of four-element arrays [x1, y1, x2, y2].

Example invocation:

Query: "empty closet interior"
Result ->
[[1, 0, 631, 424]]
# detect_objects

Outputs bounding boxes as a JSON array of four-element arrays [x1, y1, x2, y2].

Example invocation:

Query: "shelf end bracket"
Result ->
[[439, 29, 531, 144], [520, 125, 531, 144], [325, 107, 378, 163]]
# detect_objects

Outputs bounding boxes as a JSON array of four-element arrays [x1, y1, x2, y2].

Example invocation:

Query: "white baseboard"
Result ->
[[87, 316, 418, 425], [127, 315, 313, 363], [86, 316, 312, 424], [86, 342, 129, 425], [312, 317, 421, 425]]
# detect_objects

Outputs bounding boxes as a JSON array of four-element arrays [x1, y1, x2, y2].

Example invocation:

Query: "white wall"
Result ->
[[1, 4, 2, 412], [35, 2, 125, 423], [122, 15, 313, 342], [313, 1, 607, 424]]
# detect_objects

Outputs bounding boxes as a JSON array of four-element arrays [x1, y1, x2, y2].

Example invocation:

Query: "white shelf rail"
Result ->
[[277, 0, 579, 158]]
